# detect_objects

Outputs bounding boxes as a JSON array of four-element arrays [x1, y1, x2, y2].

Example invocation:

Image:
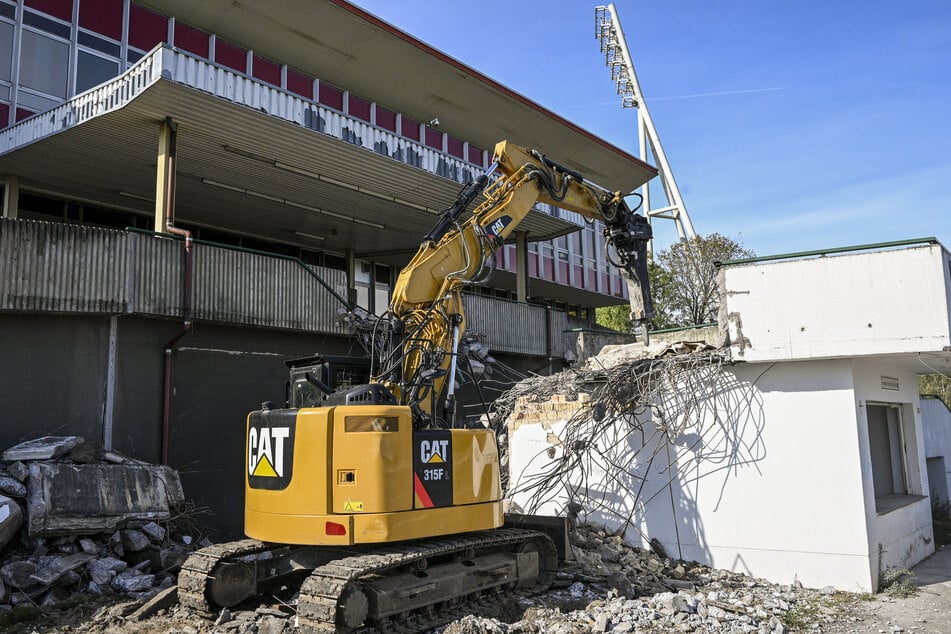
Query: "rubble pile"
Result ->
[[443, 523, 849, 634], [0, 436, 200, 613]]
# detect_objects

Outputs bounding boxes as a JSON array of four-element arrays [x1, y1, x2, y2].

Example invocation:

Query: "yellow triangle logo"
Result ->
[[252, 455, 278, 477], [426, 453, 444, 463]]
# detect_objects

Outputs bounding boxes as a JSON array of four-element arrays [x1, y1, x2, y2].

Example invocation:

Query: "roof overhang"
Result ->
[[0, 46, 601, 256], [140, 0, 656, 191]]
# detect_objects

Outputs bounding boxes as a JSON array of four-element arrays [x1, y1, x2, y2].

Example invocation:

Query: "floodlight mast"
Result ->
[[595, 4, 696, 255]]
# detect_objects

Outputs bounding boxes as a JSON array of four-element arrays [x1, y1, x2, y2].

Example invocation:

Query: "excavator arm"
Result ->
[[377, 140, 654, 426]]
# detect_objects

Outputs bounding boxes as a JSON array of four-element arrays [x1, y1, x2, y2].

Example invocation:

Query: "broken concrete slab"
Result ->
[[28, 552, 94, 586], [26, 463, 184, 536], [2, 436, 83, 462], [0, 560, 36, 589], [127, 585, 177, 621], [111, 571, 155, 593], [140, 521, 166, 543], [0, 496, 24, 550]]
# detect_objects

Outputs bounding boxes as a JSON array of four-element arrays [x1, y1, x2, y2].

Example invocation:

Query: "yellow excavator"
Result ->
[[178, 141, 655, 632]]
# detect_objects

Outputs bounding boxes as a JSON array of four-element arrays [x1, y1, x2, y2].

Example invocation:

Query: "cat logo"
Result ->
[[485, 215, 512, 241], [419, 438, 449, 464], [248, 426, 290, 478]]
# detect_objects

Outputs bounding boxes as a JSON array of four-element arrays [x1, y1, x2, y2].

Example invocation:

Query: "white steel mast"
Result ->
[[595, 4, 696, 252]]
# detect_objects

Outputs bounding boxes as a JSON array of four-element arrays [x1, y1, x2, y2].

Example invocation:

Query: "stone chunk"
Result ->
[[6, 462, 29, 482], [120, 529, 150, 552], [87, 557, 127, 585], [0, 476, 26, 499], [0, 496, 24, 549], [2, 436, 83, 462], [1, 560, 37, 589], [111, 571, 155, 593], [140, 521, 167, 543], [26, 463, 184, 536]]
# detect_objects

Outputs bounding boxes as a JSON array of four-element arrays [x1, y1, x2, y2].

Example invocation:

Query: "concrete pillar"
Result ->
[[2, 175, 19, 219], [346, 248, 357, 307], [154, 118, 178, 233], [515, 231, 529, 303]]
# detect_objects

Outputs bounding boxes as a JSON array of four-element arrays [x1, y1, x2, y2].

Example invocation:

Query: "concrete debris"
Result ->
[[0, 436, 200, 610], [0, 495, 24, 549], [2, 436, 83, 462], [437, 522, 844, 634], [27, 461, 184, 536]]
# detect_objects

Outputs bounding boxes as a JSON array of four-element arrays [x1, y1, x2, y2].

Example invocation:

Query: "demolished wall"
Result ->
[[502, 347, 906, 592]]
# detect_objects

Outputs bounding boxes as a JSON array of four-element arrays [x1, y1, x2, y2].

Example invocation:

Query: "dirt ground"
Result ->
[[2, 545, 948, 633]]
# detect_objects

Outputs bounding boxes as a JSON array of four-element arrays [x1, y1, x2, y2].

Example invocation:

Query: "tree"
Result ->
[[655, 233, 754, 327], [595, 261, 679, 333], [919, 374, 951, 405]]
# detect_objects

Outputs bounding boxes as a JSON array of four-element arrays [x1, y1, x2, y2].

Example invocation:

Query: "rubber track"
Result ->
[[177, 538, 269, 616], [296, 528, 557, 633]]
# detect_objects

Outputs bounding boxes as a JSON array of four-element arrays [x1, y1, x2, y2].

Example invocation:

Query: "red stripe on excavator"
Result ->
[[413, 472, 435, 508]]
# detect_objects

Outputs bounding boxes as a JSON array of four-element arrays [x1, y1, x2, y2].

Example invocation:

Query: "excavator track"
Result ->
[[177, 529, 556, 632], [297, 528, 557, 633], [178, 538, 271, 616]]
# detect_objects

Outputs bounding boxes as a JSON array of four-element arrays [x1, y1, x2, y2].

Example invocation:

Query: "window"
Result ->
[[76, 50, 119, 93], [0, 20, 13, 83], [867, 403, 922, 513], [19, 29, 69, 98]]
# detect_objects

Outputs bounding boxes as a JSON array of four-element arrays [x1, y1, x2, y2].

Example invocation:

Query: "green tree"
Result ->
[[655, 233, 754, 327], [919, 374, 951, 405], [595, 303, 631, 333], [595, 260, 679, 333]]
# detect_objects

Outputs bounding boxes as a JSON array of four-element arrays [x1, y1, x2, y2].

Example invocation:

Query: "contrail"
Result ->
[[649, 86, 786, 101], [569, 86, 786, 108]]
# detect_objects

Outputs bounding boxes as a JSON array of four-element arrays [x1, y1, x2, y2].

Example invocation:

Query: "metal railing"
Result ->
[[0, 218, 582, 356]]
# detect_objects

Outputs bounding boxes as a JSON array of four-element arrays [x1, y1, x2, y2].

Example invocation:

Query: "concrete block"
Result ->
[[2, 436, 83, 462], [26, 463, 184, 537], [87, 557, 127, 585], [6, 462, 29, 482], [0, 476, 26, 499], [120, 529, 150, 553], [127, 585, 177, 621], [28, 552, 94, 586], [1, 560, 36, 589], [0, 496, 24, 550], [140, 521, 166, 543]]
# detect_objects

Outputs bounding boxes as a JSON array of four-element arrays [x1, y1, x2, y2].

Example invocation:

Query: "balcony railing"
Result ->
[[0, 218, 583, 358]]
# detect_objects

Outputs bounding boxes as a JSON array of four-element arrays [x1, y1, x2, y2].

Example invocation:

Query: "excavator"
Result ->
[[178, 141, 655, 632]]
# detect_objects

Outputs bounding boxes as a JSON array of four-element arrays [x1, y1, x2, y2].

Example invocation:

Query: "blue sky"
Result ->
[[352, 1, 950, 256]]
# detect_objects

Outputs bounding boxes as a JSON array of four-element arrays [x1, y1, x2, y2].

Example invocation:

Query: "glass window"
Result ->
[[16, 89, 58, 112], [23, 10, 71, 38], [20, 29, 69, 98], [78, 31, 120, 57], [77, 50, 119, 93], [0, 21, 12, 82], [0, 5, 14, 20]]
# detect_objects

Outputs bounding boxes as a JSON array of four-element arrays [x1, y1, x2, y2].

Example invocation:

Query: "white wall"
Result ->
[[722, 245, 951, 363], [509, 358, 881, 591], [850, 360, 934, 589], [921, 396, 951, 506]]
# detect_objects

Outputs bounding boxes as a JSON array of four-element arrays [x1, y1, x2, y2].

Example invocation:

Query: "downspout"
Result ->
[[159, 118, 191, 465]]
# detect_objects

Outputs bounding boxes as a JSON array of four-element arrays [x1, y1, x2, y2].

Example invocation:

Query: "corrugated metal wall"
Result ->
[[1, 219, 579, 354], [0, 219, 348, 334], [0, 219, 128, 313], [463, 293, 562, 357]]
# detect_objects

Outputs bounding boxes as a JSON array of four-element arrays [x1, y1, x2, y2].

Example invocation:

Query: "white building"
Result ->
[[922, 395, 951, 508], [508, 239, 951, 592]]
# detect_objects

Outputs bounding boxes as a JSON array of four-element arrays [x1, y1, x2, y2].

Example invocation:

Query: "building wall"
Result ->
[[921, 395, 951, 506], [0, 310, 356, 537], [723, 244, 951, 362], [850, 360, 935, 588], [509, 358, 892, 591]]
